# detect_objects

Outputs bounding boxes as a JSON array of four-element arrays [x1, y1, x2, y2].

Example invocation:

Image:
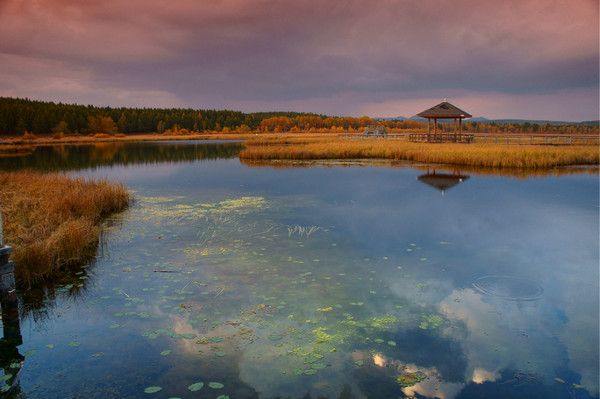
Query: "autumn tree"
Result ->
[[52, 120, 69, 134], [88, 115, 117, 134]]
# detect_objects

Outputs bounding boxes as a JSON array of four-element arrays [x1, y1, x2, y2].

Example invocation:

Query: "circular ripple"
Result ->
[[472, 275, 543, 301]]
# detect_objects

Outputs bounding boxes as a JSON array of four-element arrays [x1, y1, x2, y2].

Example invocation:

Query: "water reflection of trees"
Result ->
[[0, 142, 243, 171]]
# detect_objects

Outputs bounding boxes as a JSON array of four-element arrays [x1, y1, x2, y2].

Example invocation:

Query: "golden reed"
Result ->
[[240, 136, 599, 169], [0, 172, 130, 285]]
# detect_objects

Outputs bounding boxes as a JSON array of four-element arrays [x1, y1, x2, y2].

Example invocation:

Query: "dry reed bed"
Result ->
[[0, 172, 130, 285], [0, 132, 265, 150], [240, 137, 600, 168]]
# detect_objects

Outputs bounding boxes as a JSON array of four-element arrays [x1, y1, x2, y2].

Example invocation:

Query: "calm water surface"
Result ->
[[0, 141, 598, 399]]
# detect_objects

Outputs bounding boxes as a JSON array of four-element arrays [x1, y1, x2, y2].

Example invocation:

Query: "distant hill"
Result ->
[[376, 115, 598, 126], [490, 119, 599, 126]]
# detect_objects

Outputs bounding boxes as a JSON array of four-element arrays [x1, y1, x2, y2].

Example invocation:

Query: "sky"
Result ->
[[0, 0, 598, 120]]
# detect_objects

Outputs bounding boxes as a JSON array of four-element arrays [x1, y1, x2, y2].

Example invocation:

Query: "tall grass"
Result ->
[[240, 137, 599, 169], [0, 172, 130, 285]]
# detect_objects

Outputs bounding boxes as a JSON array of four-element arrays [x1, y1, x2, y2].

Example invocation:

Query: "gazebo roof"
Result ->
[[417, 102, 472, 119], [417, 172, 470, 192]]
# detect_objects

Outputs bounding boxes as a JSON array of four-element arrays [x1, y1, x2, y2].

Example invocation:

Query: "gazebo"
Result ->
[[413, 101, 473, 143]]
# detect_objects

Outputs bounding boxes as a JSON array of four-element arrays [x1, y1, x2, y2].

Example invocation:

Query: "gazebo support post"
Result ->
[[427, 118, 431, 142]]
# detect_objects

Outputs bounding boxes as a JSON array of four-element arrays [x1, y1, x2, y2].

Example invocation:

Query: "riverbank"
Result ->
[[2, 132, 599, 169], [240, 136, 599, 168], [0, 131, 260, 148], [0, 172, 130, 285]]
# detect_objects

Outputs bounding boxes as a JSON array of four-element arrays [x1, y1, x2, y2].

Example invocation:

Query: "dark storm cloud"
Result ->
[[0, 0, 597, 119]]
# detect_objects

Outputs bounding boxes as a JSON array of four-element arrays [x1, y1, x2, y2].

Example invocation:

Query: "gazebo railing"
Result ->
[[409, 132, 474, 143]]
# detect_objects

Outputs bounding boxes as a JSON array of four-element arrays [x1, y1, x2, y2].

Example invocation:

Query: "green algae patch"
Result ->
[[370, 315, 400, 330], [419, 314, 444, 330], [216, 196, 266, 212], [396, 371, 427, 387], [312, 327, 335, 344]]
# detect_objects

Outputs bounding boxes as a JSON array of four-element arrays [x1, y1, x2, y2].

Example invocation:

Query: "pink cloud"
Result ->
[[0, 0, 597, 119]]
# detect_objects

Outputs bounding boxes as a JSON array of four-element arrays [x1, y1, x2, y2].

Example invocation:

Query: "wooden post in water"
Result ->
[[0, 213, 16, 302], [0, 211, 23, 395]]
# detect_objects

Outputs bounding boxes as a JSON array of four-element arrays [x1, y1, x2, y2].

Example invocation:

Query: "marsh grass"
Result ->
[[288, 225, 321, 238], [240, 137, 600, 168], [0, 132, 261, 149], [0, 172, 130, 285]]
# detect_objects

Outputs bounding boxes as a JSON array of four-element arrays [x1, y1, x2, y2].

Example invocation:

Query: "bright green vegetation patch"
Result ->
[[419, 314, 445, 330], [396, 371, 427, 387], [370, 315, 400, 329]]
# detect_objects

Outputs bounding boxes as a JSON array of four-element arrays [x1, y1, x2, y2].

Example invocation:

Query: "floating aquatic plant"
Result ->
[[208, 382, 224, 389], [396, 371, 427, 387], [187, 382, 204, 391], [419, 314, 444, 330], [370, 315, 399, 330]]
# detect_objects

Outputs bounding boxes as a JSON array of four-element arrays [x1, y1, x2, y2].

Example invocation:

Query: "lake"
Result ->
[[0, 141, 598, 399]]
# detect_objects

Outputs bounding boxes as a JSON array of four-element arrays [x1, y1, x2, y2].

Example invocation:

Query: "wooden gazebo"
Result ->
[[412, 101, 473, 143]]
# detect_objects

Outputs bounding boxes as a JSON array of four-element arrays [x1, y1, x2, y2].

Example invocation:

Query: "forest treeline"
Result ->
[[0, 97, 322, 135], [0, 97, 597, 135]]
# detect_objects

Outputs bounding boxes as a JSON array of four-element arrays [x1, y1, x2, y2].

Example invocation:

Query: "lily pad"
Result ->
[[144, 386, 162, 394], [208, 382, 224, 389], [188, 382, 204, 391]]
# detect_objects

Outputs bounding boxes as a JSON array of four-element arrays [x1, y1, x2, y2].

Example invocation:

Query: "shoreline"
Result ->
[[1, 132, 598, 170], [239, 136, 599, 169]]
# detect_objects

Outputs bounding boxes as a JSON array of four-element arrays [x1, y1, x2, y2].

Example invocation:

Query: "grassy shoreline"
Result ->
[[240, 136, 599, 169], [0, 132, 260, 147], [0, 172, 130, 285], [1, 131, 598, 170]]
